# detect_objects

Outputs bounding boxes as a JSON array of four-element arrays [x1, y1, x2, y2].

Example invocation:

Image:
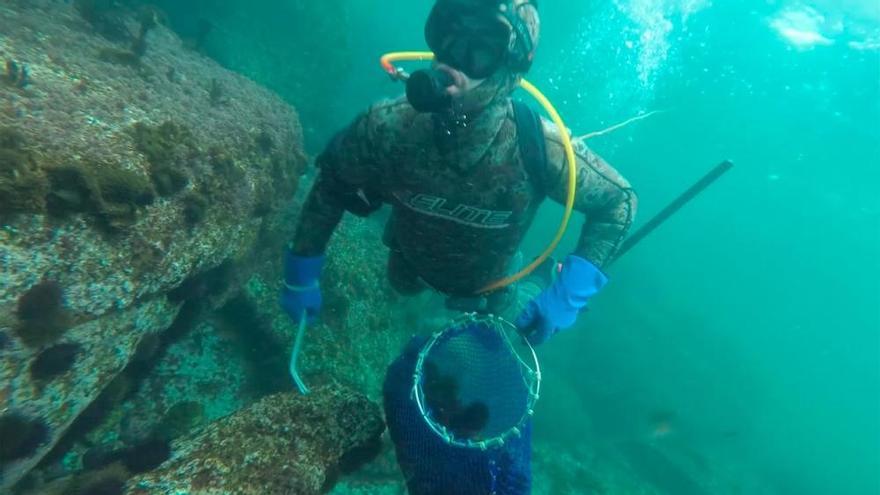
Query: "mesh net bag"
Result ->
[[383, 313, 540, 494]]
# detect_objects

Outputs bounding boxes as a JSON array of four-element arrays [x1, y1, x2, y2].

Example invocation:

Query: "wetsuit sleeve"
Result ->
[[541, 121, 638, 268], [290, 106, 385, 256]]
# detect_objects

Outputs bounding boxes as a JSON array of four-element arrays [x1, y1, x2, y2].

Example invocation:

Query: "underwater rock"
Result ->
[[0, 1, 305, 489], [13, 280, 72, 347], [0, 413, 50, 465], [0, 299, 177, 490], [126, 385, 385, 495], [29, 342, 82, 380], [239, 210, 416, 404], [114, 318, 259, 446]]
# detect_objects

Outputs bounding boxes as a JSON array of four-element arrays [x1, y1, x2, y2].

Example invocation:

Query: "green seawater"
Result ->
[[153, 1, 879, 493]]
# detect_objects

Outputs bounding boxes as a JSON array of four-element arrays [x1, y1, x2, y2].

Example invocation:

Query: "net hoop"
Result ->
[[411, 312, 542, 450]]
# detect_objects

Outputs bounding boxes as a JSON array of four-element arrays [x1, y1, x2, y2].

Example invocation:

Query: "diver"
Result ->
[[281, 0, 637, 492]]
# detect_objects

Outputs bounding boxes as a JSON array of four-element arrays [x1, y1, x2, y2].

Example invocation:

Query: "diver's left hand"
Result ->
[[515, 255, 608, 345]]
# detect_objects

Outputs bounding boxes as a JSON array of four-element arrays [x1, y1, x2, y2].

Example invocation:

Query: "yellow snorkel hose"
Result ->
[[381, 51, 578, 294]]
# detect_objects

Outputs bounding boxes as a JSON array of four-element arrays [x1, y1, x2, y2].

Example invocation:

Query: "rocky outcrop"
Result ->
[[0, 1, 305, 489], [126, 385, 385, 495], [244, 213, 429, 402]]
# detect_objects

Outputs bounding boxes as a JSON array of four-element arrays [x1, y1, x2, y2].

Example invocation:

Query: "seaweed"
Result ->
[[96, 166, 155, 206], [0, 413, 49, 465], [14, 280, 72, 348], [29, 342, 82, 380], [94, 165, 155, 231], [131, 121, 192, 196], [44, 162, 154, 232], [45, 165, 100, 216], [131, 121, 190, 165], [149, 162, 188, 196], [208, 147, 236, 177]]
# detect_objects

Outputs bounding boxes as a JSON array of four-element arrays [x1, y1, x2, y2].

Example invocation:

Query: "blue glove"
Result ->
[[515, 255, 608, 345], [280, 250, 325, 323]]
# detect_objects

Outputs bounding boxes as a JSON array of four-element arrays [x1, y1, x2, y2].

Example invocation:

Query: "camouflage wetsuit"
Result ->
[[292, 85, 637, 299]]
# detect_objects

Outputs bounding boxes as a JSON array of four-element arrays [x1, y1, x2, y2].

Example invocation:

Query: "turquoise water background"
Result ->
[[155, 1, 879, 493]]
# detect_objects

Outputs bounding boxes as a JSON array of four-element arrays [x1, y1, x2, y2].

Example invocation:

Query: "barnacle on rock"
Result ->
[[14, 280, 72, 347], [0, 413, 49, 465], [29, 342, 82, 380]]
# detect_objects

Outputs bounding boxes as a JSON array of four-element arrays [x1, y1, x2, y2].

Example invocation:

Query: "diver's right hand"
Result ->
[[280, 250, 325, 323]]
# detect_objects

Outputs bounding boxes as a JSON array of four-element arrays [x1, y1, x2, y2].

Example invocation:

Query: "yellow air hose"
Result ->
[[380, 51, 577, 295]]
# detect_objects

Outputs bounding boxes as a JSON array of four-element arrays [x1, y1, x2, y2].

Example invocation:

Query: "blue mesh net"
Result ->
[[384, 335, 533, 494], [418, 319, 533, 443]]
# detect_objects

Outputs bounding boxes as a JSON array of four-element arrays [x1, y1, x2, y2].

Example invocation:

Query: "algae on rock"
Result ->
[[126, 385, 385, 495], [0, 2, 305, 490]]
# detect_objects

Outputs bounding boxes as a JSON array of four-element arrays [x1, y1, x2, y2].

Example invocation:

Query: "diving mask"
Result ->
[[425, 0, 538, 79]]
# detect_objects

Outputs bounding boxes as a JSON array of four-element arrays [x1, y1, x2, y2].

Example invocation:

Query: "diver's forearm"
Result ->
[[573, 187, 637, 267], [289, 180, 345, 256], [574, 195, 635, 268]]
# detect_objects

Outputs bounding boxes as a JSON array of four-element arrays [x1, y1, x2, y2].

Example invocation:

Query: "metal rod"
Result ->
[[611, 160, 734, 264]]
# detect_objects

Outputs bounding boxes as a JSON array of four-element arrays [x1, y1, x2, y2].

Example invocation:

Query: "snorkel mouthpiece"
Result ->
[[406, 68, 455, 113]]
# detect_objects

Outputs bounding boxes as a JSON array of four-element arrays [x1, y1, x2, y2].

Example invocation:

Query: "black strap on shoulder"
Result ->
[[512, 100, 547, 197]]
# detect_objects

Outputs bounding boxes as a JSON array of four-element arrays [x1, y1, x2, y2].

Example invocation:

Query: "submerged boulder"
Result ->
[[126, 385, 385, 495], [0, 0, 305, 488]]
